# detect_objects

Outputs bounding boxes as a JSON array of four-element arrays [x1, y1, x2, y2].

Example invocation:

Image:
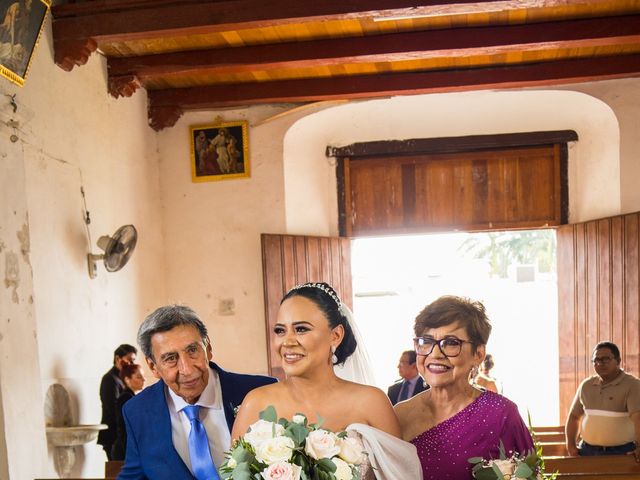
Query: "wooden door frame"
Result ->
[[330, 130, 576, 236]]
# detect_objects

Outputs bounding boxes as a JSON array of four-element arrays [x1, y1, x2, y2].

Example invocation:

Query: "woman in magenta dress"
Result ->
[[394, 295, 533, 479]]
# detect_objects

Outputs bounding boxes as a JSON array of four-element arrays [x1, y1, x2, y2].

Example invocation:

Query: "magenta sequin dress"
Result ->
[[411, 391, 534, 479]]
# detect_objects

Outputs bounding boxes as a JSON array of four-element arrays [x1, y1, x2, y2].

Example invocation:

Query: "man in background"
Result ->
[[387, 350, 426, 405], [98, 343, 137, 459], [565, 341, 640, 461]]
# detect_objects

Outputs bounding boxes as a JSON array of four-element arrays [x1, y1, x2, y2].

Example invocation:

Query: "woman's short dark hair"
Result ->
[[483, 353, 495, 372], [119, 363, 141, 382], [594, 341, 621, 361], [414, 295, 492, 350], [281, 282, 357, 366]]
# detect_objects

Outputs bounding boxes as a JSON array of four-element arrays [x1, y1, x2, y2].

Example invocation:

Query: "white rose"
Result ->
[[292, 414, 306, 424], [227, 457, 237, 468], [256, 436, 295, 464], [244, 419, 285, 450], [338, 436, 364, 465], [332, 457, 354, 480], [305, 430, 341, 460], [260, 461, 302, 480], [492, 459, 516, 477]]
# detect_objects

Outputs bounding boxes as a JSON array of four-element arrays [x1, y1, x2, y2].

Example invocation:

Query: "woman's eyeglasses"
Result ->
[[413, 336, 473, 357]]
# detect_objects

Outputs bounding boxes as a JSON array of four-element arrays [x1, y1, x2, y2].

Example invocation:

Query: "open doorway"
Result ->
[[352, 229, 559, 425]]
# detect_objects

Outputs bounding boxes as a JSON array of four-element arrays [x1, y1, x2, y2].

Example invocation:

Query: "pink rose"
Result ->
[[260, 461, 302, 480], [304, 430, 341, 460]]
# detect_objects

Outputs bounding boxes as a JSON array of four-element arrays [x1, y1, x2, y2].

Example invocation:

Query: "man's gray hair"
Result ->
[[138, 305, 208, 359]]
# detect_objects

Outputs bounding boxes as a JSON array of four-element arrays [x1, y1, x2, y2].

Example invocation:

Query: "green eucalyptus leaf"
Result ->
[[474, 467, 499, 480], [259, 405, 277, 423], [313, 414, 325, 430], [231, 462, 252, 480], [231, 444, 255, 464], [285, 423, 310, 446], [468, 456, 485, 464], [316, 458, 338, 473], [514, 463, 533, 477], [498, 440, 506, 459]]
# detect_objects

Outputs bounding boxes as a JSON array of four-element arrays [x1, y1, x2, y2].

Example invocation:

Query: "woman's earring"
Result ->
[[331, 345, 338, 365]]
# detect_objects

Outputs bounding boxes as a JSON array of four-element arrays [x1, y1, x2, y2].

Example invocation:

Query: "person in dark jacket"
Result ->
[[98, 343, 137, 459], [112, 363, 146, 460], [387, 350, 427, 405]]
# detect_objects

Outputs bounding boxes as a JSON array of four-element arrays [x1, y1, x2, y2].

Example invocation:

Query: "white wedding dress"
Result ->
[[336, 305, 424, 480], [346, 423, 423, 480]]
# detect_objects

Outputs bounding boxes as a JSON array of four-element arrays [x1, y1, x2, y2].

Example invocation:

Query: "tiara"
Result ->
[[289, 282, 341, 307]]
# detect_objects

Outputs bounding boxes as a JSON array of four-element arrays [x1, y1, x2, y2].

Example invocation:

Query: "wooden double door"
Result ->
[[262, 211, 640, 420]]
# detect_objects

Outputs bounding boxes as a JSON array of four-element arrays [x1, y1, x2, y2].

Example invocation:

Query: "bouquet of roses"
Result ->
[[468, 441, 557, 480], [220, 406, 365, 480]]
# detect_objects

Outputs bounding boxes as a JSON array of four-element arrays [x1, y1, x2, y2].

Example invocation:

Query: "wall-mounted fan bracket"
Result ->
[[87, 253, 104, 279]]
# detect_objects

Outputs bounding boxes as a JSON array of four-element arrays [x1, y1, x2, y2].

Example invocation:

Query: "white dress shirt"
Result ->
[[165, 366, 231, 471]]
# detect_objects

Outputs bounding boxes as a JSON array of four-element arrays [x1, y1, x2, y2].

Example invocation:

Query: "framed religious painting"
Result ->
[[0, 0, 50, 86], [190, 120, 250, 182]]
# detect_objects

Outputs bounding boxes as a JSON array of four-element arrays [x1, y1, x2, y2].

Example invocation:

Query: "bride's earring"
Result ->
[[331, 345, 338, 365]]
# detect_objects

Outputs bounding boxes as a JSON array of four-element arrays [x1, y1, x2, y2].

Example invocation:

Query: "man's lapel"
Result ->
[[211, 362, 237, 432]]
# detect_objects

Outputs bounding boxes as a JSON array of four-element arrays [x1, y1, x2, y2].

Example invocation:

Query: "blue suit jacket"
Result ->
[[117, 362, 276, 480]]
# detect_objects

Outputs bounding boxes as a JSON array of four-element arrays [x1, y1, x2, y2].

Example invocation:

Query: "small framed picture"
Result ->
[[0, 0, 51, 86], [190, 120, 250, 182]]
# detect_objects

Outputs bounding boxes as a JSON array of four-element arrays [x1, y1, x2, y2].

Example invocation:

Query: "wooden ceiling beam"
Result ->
[[108, 14, 640, 81], [147, 53, 640, 130], [52, 0, 612, 70], [52, 0, 601, 31]]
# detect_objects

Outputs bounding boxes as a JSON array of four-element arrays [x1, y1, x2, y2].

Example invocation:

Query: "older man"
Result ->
[[117, 305, 276, 480], [387, 350, 426, 405], [565, 341, 640, 461]]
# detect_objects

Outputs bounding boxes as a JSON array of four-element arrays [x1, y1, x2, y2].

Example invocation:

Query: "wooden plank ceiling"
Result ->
[[51, 0, 640, 130]]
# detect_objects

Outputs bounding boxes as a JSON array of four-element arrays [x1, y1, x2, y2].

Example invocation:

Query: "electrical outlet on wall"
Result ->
[[218, 298, 235, 316]]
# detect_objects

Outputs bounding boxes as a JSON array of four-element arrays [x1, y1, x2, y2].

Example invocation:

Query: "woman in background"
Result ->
[[112, 363, 145, 460], [473, 353, 500, 393], [395, 295, 532, 479]]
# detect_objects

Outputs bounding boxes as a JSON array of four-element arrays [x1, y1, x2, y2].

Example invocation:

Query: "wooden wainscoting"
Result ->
[[557, 212, 640, 422]]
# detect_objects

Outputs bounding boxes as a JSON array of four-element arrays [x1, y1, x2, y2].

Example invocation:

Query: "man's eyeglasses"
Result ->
[[591, 356, 614, 365], [413, 336, 473, 357]]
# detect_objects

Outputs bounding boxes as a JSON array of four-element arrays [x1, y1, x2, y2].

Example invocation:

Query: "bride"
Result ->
[[231, 282, 423, 479]]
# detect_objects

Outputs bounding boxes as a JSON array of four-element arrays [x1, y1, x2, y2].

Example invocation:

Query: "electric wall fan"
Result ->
[[87, 225, 138, 279]]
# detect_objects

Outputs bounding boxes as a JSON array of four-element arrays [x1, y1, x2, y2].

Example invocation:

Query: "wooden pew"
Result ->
[[105, 460, 123, 478], [544, 454, 640, 474], [534, 431, 566, 442], [533, 425, 565, 433], [539, 441, 568, 456]]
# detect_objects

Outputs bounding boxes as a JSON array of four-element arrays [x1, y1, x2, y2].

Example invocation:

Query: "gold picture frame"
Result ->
[[190, 120, 250, 182], [0, 0, 50, 86]]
